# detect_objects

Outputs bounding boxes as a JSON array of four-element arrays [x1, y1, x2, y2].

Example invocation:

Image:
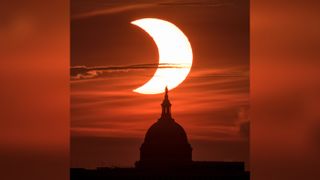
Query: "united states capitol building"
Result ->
[[71, 88, 249, 180]]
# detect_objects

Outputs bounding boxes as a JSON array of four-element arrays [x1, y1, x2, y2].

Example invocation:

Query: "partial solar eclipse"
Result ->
[[131, 18, 193, 94]]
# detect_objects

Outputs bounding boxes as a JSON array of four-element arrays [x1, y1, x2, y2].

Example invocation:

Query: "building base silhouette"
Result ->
[[71, 161, 249, 180]]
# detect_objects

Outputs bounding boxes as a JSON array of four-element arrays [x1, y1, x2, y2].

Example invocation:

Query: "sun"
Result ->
[[131, 18, 193, 94]]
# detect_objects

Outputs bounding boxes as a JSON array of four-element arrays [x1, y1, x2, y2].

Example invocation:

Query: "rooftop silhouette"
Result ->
[[71, 87, 250, 179]]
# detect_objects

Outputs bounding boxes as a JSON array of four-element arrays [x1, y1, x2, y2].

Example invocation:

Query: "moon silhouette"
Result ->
[[131, 18, 193, 94]]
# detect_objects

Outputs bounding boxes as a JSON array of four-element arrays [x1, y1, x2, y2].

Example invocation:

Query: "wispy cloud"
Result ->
[[72, 3, 156, 20], [71, 63, 191, 80], [158, 0, 235, 7], [72, 0, 235, 20], [71, 63, 247, 80]]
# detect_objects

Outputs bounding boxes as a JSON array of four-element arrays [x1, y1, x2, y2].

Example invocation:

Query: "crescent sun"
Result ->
[[131, 18, 193, 94]]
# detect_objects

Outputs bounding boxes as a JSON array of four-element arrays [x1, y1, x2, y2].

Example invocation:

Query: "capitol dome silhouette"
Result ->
[[71, 87, 250, 179], [135, 87, 192, 169]]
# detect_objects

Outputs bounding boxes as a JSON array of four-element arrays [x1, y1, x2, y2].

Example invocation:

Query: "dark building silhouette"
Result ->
[[136, 87, 192, 169], [71, 87, 250, 179]]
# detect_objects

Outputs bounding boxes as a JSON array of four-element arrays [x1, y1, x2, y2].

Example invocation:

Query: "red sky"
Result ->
[[71, 0, 249, 169]]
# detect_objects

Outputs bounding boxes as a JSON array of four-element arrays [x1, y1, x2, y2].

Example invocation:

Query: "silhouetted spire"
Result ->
[[161, 86, 172, 119]]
